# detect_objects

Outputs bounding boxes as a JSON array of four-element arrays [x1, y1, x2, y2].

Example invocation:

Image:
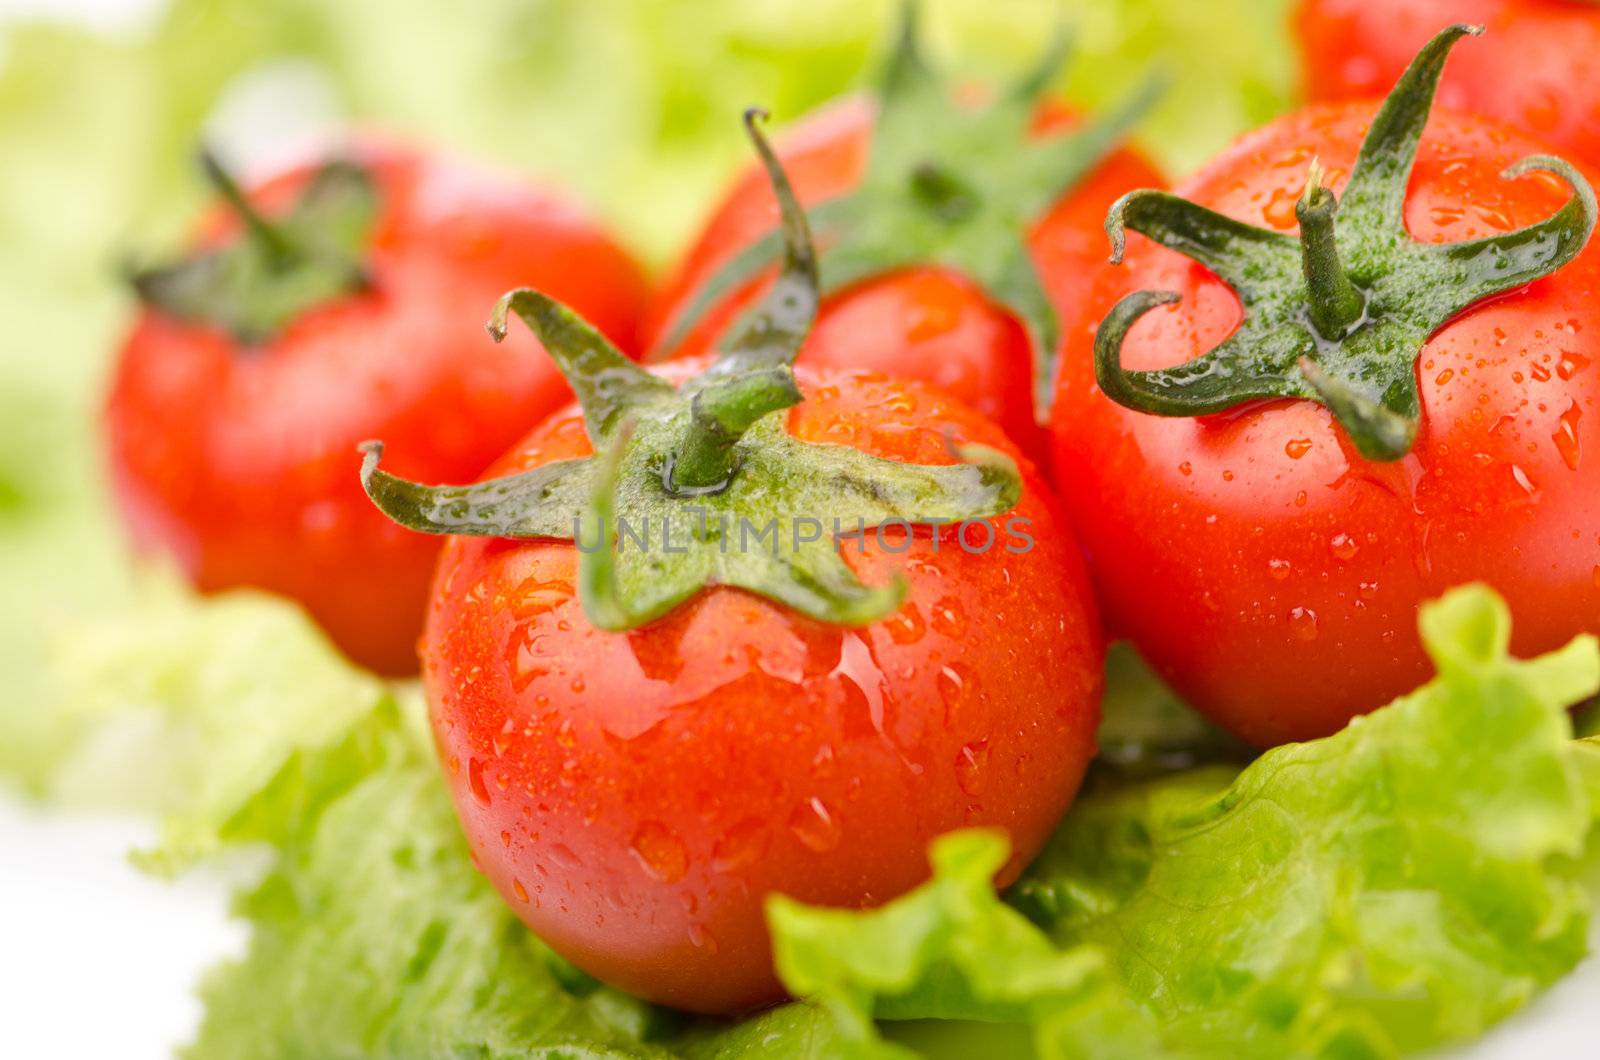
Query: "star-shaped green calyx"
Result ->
[[130, 151, 377, 344], [1095, 24, 1597, 461], [654, 1, 1162, 413], [360, 111, 1021, 632]]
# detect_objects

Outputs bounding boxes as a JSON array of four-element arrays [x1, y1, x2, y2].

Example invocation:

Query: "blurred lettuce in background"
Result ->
[[0, 0, 1295, 783]]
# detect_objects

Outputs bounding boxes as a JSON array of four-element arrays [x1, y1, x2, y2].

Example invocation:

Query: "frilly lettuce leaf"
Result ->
[[189, 710, 700, 1059], [770, 830, 1111, 1058], [49, 587, 838, 1058], [768, 585, 1600, 1059], [25, 568, 1600, 1060], [37, 578, 391, 870], [1577, 737, 1600, 818]]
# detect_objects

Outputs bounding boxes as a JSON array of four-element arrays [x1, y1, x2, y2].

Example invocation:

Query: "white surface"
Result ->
[[0, 798, 243, 1060]]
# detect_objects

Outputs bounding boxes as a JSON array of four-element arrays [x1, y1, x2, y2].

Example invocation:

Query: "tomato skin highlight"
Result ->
[[425, 365, 1103, 1014], [1297, 0, 1600, 166], [105, 141, 649, 675], [1051, 103, 1600, 747], [645, 94, 1163, 458]]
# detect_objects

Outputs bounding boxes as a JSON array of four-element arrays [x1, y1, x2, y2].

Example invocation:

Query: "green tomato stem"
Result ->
[[199, 149, 298, 265], [1295, 160, 1366, 341], [670, 368, 802, 493]]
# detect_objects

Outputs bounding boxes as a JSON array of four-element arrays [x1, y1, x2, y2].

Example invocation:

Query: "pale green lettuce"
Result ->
[[42, 578, 392, 869], [769, 587, 1600, 1059], [31, 582, 1597, 1059], [50, 585, 842, 1058]]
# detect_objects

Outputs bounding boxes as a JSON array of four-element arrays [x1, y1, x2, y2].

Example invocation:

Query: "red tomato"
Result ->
[[644, 95, 1163, 457], [1297, 0, 1600, 165], [425, 364, 1103, 1013], [1051, 104, 1600, 746], [105, 142, 648, 675]]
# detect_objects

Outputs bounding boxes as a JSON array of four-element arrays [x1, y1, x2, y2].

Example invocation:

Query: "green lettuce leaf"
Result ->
[[769, 586, 1600, 1059], [1576, 737, 1600, 817], [38, 586, 832, 1058], [27, 553, 1600, 1060], [769, 830, 1111, 1058], [37, 578, 391, 870], [188, 709, 684, 1059], [1093, 642, 1252, 780]]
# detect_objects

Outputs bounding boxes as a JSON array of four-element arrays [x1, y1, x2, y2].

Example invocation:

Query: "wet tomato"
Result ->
[[1052, 29, 1600, 746], [646, 80, 1162, 459], [424, 365, 1102, 1013], [1297, 0, 1600, 165], [105, 141, 648, 674]]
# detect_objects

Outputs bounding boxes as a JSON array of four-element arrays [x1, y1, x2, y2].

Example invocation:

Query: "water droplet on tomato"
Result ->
[[492, 717, 516, 757], [630, 821, 688, 883], [512, 878, 529, 903], [790, 797, 842, 852], [712, 818, 766, 872], [1178, 461, 1193, 477], [513, 577, 572, 618], [955, 741, 990, 797], [1357, 581, 1378, 601], [1510, 464, 1539, 498], [500, 830, 512, 848], [1554, 401, 1583, 471], [1329, 533, 1359, 561], [883, 393, 917, 414], [930, 596, 967, 638], [1557, 351, 1590, 380], [688, 922, 719, 953], [811, 744, 836, 778], [1475, 203, 1515, 231], [1268, 558, 1291, 581], [504, 624, 549, 693], [1289, 607, 1319, 642], [468, 757, 492, 807], [833, 632, 888, 740], [936, 663, 970, 724], [1285, 438, 1313, 460], [883, 603, 925, 645], [1434, 368, 1454, 386], [1531, 362, 1552, 382], [1262, 185, 1300, 230], [1428, 204, 1465, 229]]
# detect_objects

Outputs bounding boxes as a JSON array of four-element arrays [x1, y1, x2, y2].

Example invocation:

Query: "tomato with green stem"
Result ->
[[645, 9, 1163, 458], [1051, 26, 1600, 746], [363, 113, 1103, 1013], [1297, 0, 1600, 166], [105, 141, 648, 675]]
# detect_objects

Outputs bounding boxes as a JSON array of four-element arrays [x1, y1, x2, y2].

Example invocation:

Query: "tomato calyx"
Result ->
[[653, 2, 1162, 414], [360, 111, 1021, 632], [128, 151, 377, 345], [1095, 24, 1597, 462]]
